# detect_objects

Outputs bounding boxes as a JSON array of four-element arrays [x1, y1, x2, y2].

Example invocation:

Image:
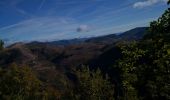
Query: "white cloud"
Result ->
[[133, 0, 167, 8], [77, 25, 89, 32]]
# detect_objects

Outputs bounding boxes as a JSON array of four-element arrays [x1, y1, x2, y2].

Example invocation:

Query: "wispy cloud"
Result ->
[[0, 0, 33, 18], [38, 0, 46, 10], [0, 17, 79, 43], [133, 0, 167, 8]]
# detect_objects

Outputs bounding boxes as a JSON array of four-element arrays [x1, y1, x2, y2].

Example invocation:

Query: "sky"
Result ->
[[0, 0, 168, 45]]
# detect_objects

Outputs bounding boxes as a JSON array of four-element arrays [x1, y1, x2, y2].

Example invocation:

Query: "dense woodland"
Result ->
[[0, 1, 170, 100]]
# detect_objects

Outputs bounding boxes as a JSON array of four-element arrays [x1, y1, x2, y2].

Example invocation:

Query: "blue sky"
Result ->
[[0, 0, 168, 45]]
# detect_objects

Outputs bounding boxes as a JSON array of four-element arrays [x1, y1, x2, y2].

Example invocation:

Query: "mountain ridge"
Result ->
[[8, 27, 147, 47]]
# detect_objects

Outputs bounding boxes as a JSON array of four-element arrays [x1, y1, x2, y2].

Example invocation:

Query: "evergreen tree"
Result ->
[[0, 40, 4, 50], [66, 66, 115, 100], [0, 64, 45, 100]]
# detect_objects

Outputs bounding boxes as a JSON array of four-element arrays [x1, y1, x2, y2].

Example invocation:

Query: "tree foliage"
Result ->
[[0, 64, 43, 100], [0, 40, 4, 50], [65, 66, 115, 100], [116, 2, 170, 100]]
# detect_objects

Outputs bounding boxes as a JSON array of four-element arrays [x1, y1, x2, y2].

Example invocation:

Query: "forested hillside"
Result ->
[[0, 1, 169, 100]]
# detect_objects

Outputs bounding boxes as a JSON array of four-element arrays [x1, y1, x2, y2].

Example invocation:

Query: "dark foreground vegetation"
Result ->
[[0, 1, 170, 100]]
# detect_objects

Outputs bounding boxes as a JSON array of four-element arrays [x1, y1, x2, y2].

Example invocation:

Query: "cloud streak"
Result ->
[[38, 0, 46, 10], [133, 0, 167, 8], [0, 17, 79, 43]]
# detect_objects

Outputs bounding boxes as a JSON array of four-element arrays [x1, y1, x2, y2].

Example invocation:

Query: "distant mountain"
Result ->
[[27, 38, 87, 47], [118, 27, 148, 40], [85, 34, 118, 44], [26, 27, 148, 46], [46, 38, 87, 45], [85, 27, 148, 44]]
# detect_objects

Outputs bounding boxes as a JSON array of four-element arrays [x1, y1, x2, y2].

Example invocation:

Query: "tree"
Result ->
[[116, 42, 144, 100], [0, 64, 45, 100], [116, 1, 170, 99], [66, 66, 115, 100], [0, 40, 4, 50]]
